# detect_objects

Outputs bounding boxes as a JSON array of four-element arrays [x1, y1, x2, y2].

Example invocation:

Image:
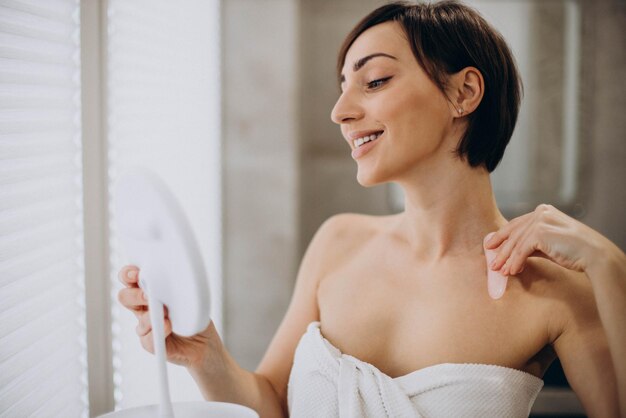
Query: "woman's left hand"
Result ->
[[485, 204, 603, 276]]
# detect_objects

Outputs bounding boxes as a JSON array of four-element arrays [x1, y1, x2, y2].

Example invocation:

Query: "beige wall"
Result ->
[[298, 0, 392, 256], [221, 0, 626, 372], [221, 0, 300, 369], [580, 0, 626, 250]]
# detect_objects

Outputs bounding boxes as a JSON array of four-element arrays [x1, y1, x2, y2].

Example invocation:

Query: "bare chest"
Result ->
[[316, 249, 554, 379]]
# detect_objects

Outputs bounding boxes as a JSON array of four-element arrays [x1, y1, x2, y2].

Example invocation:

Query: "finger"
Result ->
[[490, 238, 515, 273], [118, 265, 140, 286], [136, 311, 152, 337], [118, 287, 148, 311], [140, 332, 154, 354], [164, 318, 172, 338], [506, 229, 557, 275], [138, 321, 173, 354], [484, 214, 531, 250], [501, 224, 539, 275], [490, 219, 533, 272], [136, 310, 171, 337]]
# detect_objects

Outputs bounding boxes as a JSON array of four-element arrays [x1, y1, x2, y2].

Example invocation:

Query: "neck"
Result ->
[[393, 159, 507, 261]]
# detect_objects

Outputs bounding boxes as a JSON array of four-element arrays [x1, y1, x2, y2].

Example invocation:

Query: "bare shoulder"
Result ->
[[318, 212, 393, 236], [254, 212, 399, 410], [312, 212, 398, 270], [284, 212, 392, 298], [519, 258, 597, 342]]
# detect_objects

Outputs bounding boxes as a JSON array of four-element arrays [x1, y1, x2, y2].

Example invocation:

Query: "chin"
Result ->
[[356, 167, 387, 187]]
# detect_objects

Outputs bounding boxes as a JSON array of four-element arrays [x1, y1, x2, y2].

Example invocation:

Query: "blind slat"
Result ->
[[0, 0, 87, 415], [0, 57, 74, 86], [0, 84, 75, 109], [0, 133, 73, 159], [31, 382, 87, 418], [0, 162, 76, 185], [0, 32, 76, 65], [0, 218, 78, 261], [0, 281, 79, 338], [49, 403, 85, 418], [0, 257, 74, 308], [0, 198, 76, 235], [0, 357, 82, 417], [0, 108, 75, 133], [0, 0, 75, 22], [0, 5, 75, 42], [0, 154, 77, 177], [0, 175, 75, 210], [0, 320, 77, 387], [0, 238, 75, 288]]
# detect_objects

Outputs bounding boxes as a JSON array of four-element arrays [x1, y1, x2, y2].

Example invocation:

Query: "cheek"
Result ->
[[383, 87, 448, 142]]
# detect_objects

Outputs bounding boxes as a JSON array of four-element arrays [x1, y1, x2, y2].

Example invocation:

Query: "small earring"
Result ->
[[457, 108, 464, 115]]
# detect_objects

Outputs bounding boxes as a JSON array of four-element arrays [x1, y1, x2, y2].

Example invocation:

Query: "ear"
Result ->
[[448, 67, 484, 118]]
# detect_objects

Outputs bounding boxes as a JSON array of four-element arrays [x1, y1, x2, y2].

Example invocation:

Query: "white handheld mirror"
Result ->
[[102, 169, 258, 418]]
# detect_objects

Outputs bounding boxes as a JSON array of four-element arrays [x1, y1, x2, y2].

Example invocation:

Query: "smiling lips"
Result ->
[[349, 130, 384, 159], [352, 130, 384, 148]]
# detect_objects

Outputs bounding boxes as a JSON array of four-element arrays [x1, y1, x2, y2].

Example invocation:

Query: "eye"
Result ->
[[367, 76, 392, 90]]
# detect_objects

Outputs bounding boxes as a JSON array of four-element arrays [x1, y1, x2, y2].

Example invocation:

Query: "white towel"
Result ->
[[287, 322, 543, 418]]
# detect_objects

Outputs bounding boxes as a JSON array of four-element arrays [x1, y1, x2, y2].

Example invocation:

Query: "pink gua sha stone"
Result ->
[[484, 232, 508, 299]]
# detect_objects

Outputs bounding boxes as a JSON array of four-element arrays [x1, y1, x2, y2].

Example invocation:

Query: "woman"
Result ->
[[118, 2, 625, 417]]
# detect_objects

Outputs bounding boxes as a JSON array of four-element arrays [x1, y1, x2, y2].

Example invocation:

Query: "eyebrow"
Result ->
[[340, 52, 397, 83]]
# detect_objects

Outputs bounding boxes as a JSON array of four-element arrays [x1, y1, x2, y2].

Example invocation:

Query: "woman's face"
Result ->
[[332, 22, 459, 186]]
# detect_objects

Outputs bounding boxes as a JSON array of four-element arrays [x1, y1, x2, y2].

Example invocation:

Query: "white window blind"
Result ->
[[0, 0, 88, 417], [106, 0, 221, 410]]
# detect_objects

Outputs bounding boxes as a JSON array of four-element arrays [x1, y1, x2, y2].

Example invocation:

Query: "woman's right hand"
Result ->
[[117, 265, 218, 369]]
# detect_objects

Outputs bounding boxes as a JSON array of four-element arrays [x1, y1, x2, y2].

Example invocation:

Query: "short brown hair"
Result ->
[[338, 1, 522, 172]]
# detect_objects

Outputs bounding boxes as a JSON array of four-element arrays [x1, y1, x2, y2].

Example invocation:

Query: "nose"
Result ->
[[331, 90, 363, 125]]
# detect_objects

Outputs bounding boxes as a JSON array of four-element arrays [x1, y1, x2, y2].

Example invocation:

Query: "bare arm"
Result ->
[[585, 239, 626, 416], [185, 327, 286, 418], [486, 204, 626, 417], [550, 268, 620, 417]]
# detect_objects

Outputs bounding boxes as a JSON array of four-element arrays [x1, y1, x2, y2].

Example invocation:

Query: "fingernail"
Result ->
[[128, 270, 137, 280], [484, 232, 496, 246], [490, 260, 497, 270]]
